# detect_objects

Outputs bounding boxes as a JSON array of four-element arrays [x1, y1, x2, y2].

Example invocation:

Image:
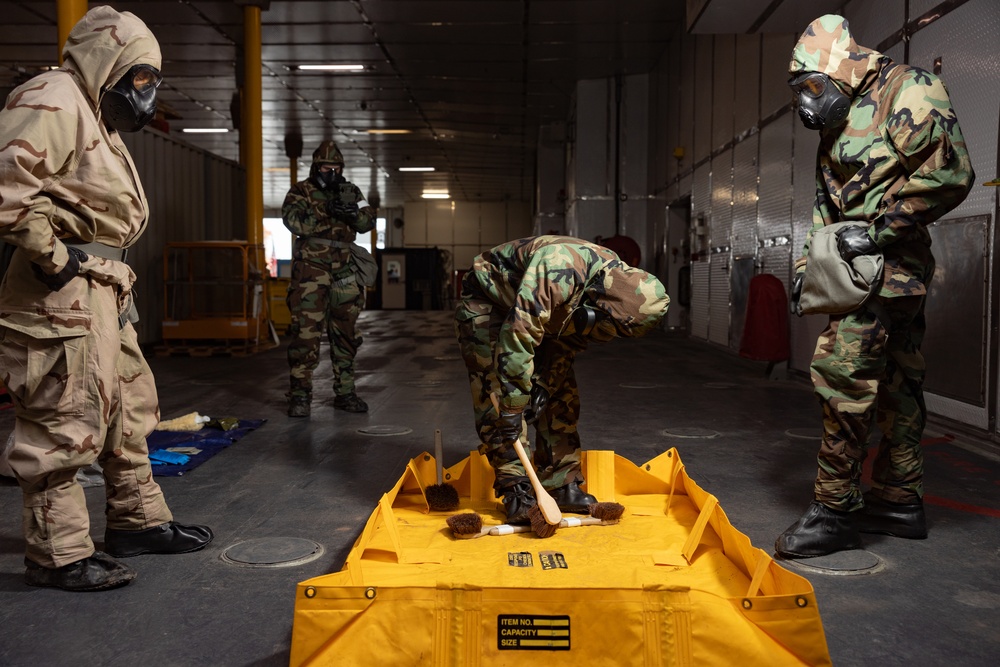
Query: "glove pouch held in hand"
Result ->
[[799, 222, 883, 315]]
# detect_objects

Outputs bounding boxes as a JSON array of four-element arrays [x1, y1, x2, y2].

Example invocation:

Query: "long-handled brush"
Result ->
[[425, 429, 460, 511], [489, 393, 561, 538]]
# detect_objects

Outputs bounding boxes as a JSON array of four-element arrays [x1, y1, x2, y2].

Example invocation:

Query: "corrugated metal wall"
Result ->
[[119, 128, 245, 346]]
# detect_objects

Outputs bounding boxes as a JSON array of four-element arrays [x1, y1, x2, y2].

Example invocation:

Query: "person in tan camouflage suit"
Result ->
[[0, 7, 212, 591], [283, 140, 376, 417], [456, 236, 669, 523], [776, 15, 974, 558]]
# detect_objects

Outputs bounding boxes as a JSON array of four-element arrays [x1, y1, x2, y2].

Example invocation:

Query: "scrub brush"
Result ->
[[588, 501, 626, 522], [425, 429, 460, 511]]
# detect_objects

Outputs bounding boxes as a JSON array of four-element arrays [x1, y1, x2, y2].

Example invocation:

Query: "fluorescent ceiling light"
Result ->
[[367, 129, 411, 135], [181, 128, 229, 134], [421, 192, 450, 199], [297, 64, 365, 71], [398, 167, 435, 172]]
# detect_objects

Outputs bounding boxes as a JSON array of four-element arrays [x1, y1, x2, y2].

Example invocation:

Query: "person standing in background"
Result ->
[[282, 140, 376, 418]]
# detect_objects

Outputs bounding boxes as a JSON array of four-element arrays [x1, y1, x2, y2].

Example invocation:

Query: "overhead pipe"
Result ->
[[56, 0, 88, 64]]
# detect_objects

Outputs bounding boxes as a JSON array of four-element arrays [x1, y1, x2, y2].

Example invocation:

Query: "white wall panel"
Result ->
[[480, 202, 509, 246], [761, 33, 795, 117], [790, 121, 820, 257], [711, 35, 735, 151], [710, 149, 733, 247], [661, 34, 683, 187], [678, 31, 697, 177], [426, 201, 454, 245], [734, 35, 761, 135], [403, 202, 428, 244], [575, 78, 612, 196], [691, 261, 710, 340], [708, 256, 730, 346], [909, 0, 999, 219], [731, 136, 758, 257], [507, 201, 533, 240], [453, 207, 480, 245], [757, 116, 793, 244], [694, 35, 714, 163]]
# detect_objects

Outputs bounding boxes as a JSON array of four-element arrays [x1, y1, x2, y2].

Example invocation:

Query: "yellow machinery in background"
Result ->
[[290, 448, 831, 666], [162, 241, 275, 351], [268, 276, 291, 333]]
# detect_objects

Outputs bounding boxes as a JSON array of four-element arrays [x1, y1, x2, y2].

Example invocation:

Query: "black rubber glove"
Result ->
[[836, 225, 879, 262], [790, 271, 804, 317], [327, 199, 360, 224], [491, 411, 523, 445], [33, 246, 87, 291], [523, 385, 550, 425]]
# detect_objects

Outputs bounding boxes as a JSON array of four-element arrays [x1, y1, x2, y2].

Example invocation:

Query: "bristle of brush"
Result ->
[[528, 504, 558, 538], [588, 501, 625, 522], [446, 512, 483, 535], [426, 483, 460, 511]]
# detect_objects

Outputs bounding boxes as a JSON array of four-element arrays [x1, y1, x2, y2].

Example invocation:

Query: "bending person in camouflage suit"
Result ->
[[283, 141, 376, 417], [0, 7, 212, 592], [456, 236, 669, 523], [776, 15, 974, 558]]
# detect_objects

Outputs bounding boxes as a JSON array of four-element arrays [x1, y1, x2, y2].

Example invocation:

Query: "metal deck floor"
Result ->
[[1, 309, 998, 666]]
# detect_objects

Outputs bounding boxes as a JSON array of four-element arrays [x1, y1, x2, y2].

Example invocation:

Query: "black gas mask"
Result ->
[[789, 72, 850, 131], [100, 64, 161, 133], [314, 165, 346, 190], [563, 303, 617, 342]]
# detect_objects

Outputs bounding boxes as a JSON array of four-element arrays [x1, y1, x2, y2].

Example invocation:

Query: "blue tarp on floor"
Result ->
[[146, 419, 266, 476]]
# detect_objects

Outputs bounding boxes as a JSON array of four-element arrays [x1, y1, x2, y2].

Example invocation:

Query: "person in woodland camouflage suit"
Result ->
[[0, 7, 212, 591], [283, 140, 376, 417], [456, 236, 670, 523], [776, 15, 974, 558]]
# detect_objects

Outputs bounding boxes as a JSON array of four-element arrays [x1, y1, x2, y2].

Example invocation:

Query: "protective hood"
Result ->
[[585, 263, 669, 338], [788, 14, 881, 98], [310, 140, 345, 180], [61, 6, 161, 107]]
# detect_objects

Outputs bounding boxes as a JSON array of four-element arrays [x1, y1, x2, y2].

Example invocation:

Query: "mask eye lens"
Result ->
[[802, 76, 825, 96], [132, 67, 161, 92], [790, 74, 826, 98]]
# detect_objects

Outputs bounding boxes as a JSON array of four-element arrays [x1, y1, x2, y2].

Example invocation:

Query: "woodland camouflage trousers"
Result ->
[[286, 260, 364, 399], [810, 294, 928, 511]]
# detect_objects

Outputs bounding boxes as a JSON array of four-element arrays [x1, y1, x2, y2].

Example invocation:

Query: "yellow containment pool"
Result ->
[[290, 448, 831, 666]]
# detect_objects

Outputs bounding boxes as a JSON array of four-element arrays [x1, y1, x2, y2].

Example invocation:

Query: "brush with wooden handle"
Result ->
[[425, 428, 459, 511], [490, 393, 561, 537]]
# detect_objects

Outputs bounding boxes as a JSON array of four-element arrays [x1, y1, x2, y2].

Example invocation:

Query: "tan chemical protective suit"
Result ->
[[0, 7, 173, 568]]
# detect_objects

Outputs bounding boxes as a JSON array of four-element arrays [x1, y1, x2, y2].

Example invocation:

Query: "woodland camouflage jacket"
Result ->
[[281, 140, 375, 269], [466, 235, 669, 411], [0, 7, 157, 330], [791, 14, 974, 297]]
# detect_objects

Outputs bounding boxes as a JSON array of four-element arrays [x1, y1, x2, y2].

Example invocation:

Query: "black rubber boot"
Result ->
[[857, 493, 927, 539], [333, 393, 368, 413], [496, 477, 537, 525], [24, 551, 136, 591], [287, 395, 311, 418], [105, 521, 214, 558], [549, 481, 597, 513], [775, 502, 862, 558]]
